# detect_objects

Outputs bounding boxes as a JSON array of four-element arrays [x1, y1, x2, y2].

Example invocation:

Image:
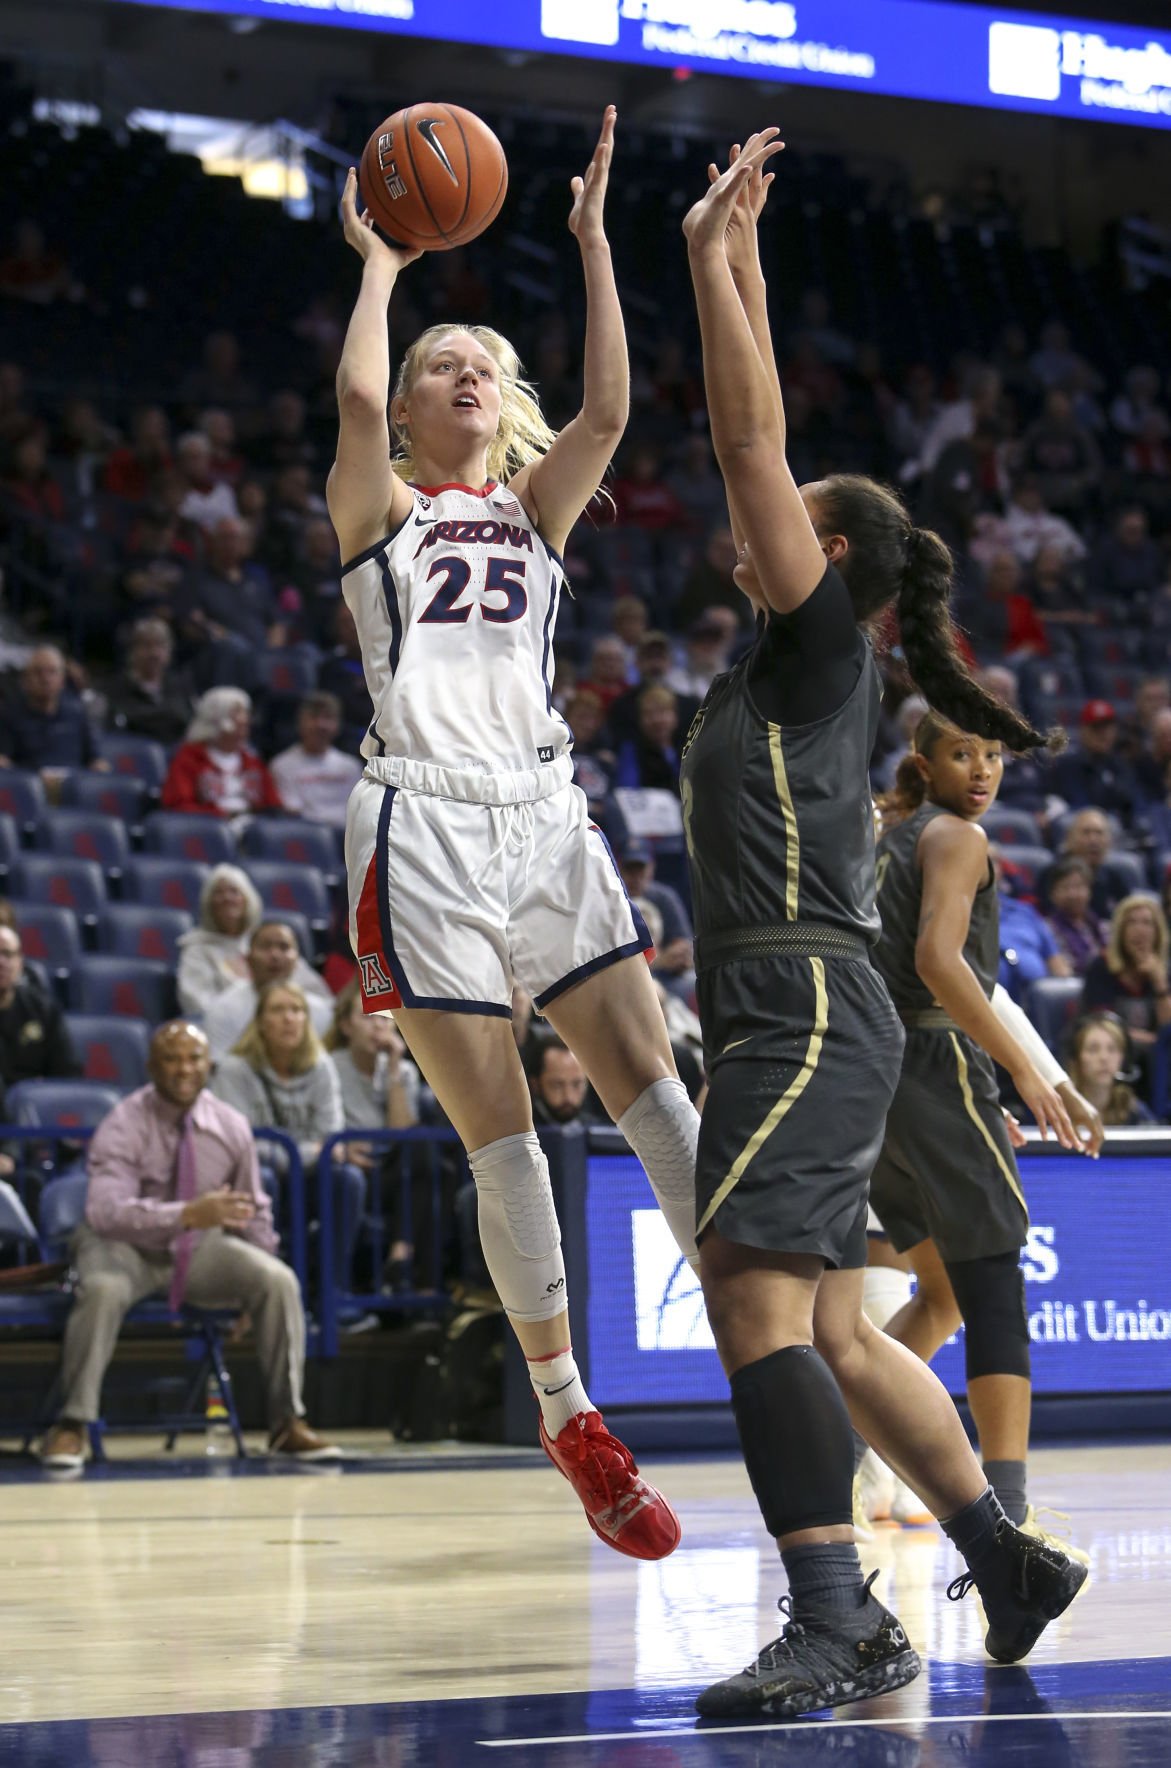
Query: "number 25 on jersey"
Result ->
[[418, 554, 528, 625]]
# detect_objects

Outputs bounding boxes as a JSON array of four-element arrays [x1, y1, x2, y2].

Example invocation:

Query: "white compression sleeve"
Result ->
[[990, 983, 1066, 1087], [469, 1131, 568, 1323], [617, 1077, 700, 1266], [862, 1264, 913, 1331]]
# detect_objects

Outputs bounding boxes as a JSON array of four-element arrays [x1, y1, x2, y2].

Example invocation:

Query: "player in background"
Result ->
[[327, 109, 697, 1559], [680, 134, 1086, 1721]]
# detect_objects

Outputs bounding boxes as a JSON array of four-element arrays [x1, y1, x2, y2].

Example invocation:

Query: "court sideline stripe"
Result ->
[[478, 1710, 1171, 1746]]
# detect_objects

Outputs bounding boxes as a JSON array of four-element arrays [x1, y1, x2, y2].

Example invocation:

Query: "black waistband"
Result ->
[[695, 921, 870, 972]]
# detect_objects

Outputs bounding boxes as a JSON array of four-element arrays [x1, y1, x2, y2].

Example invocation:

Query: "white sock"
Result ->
[[527, 1345, 592, 1435], [617, 1077, 700, 1266]]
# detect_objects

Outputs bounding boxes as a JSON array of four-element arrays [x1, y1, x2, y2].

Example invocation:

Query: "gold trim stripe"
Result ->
[[697, 956, 829, 1236], [768, 723, 800, 921], [947, 1032, 1030, 1224]]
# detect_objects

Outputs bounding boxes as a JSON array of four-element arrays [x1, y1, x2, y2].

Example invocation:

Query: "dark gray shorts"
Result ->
[[868, 1027, 1029, 1262], [695, 953, 904, 1269]]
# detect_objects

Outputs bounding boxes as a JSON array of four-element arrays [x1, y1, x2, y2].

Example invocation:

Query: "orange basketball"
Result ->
[[359, 103, 508, 252]]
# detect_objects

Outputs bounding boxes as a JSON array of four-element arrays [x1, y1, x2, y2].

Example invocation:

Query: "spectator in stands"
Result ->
[[524, 1032, 600, 1128], [665, 608, 739, 700], [1064, 1013, 1154, 1128], [971, 667, 1051, 818], [1134, 707, 1171, 806], [199, 408, 245, 489], [117, 508, 192, 626], [1110, 365, 1169, 443], [961, 551, 1048, 661], [180, 329, 259, 412], [0, 645, 107, 778], [1047, 808, 1139, 920], [103, 617, 192, 747], [888, 363, 943, 483], [579, 634, 632, 713], [1025, 541, 1091, 626], [1087, 506, 1165, 605], [1029, 319, 1090, 392], [1125, 412, 1171, 530], [613, 442, 688, 533], [1048, 701, 1137, 822], [270, 692, 362, 829], [607, 631, 697, 748], [609, 594, 649, 666], [285, 517, 344, 648], [211, 982, 365, 1296], [873, 694, 928, 796], [102, 405, 172, 505], [674, 525, 744, 628], [917, 363, 1002, 476], [565, 688, 616, 824], [39, 1020, 337, 1469], [1081, 894, 1171, 1056], [0, 218, 70, 305], [249, 389, 317, 478], [0, 926, 79, 1119], [181, 515, 281, 672], [203, 920, 332, 1059], [176, 864, 263, 1018], [161, 688, 281, 826], [319, 600, 372, 744], [1001, 475, 1086, 567], [993, 846, 1071, 1001], [1, 431, 66, 545], [1019, 389, 1103, 514], [614, 685, 682, 795], [174, 432, 239, 534], [1043, 857, 1106, 977], [920, 419, 1009, 553], [616, 838, 693, 994], [664, 435, 727, 538]]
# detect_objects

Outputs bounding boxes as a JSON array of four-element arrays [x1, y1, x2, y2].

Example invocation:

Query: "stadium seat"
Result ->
[[0, 769, 46, 837], [240, 819, 340, 876], [983, 807, 1044, 847], [995, 845, 1052, 897], [123, 856, 210, 917], [36, 811, 130, 878], [10, 856, 106, 925], [65, 1014, 152, 1088], [1024, 976, 1085, 1055], [5, 1079, 123, 1129], [259, 648, 320, 699], [69, 955, 175, 1022], [98, 905, 193, 966], [1109, 851, 1154, 896], [98, 734, 169, 790], [39, 1167, 91, 1258], [142, 813, 236, 865], [59, 772, 149, 825], [11, 905, 82, 989], [243, 860, 332, 929]]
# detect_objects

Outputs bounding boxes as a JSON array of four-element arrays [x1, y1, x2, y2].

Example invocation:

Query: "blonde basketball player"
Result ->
[[327, 107, 696, 1558]]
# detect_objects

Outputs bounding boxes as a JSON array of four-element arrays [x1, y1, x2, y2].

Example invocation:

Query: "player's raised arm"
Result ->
[[684, 132, 825, 617], [326, 167, 418, 563], [511, 107, 628, 555]]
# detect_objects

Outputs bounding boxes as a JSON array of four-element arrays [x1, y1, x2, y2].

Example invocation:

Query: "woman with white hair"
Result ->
[[161, 686, 281, 823], [176, 863, 263, 1017]]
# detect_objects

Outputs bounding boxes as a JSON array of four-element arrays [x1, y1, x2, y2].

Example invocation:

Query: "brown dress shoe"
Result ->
[[40, 1421, 88, 1469], [268, 1417, 342, 1461]]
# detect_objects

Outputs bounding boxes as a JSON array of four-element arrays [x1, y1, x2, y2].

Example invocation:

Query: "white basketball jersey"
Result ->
[[341, 481, 570, 775]]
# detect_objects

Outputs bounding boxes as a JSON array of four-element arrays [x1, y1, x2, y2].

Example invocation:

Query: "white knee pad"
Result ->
[[469, 1131, 567, 1323], [862, 1264, 913, 1332], [618, 1077, 700, 1266]]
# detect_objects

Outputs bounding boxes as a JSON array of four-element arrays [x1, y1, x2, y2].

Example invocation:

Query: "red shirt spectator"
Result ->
[[162, 687, 280, 819], [612, 445, 689, 532]]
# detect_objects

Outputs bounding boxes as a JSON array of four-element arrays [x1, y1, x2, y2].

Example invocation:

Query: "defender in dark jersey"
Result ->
[[683, 135, 1087, 1721], [868, 712, 1090, 1560]]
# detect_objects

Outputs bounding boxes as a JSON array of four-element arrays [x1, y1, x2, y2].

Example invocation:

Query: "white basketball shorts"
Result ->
[[345, 760, 653, 1018]]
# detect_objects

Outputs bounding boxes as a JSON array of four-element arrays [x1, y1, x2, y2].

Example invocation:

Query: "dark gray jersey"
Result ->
[[679, 596, 883, 945], [873, 801, 998, 1015]]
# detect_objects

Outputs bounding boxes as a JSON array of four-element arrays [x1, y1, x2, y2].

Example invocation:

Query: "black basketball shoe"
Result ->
[[696, 1572, 921, 1721], [947, 1515, 1089, 1665]]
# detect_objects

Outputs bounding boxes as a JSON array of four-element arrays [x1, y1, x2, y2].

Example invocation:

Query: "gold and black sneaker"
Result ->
[[696, 1571, 921, 1720], [948, 1515, 1089, 1665]]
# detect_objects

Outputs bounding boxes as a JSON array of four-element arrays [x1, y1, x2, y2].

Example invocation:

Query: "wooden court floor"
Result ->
[[0, 1438, 1169, 1765]]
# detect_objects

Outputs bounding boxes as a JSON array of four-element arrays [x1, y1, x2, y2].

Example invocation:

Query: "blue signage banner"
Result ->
[[111, 0, 1171, 130], [584, 1148, 1171, 1407]]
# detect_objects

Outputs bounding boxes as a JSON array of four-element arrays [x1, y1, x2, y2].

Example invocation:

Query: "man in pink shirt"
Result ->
[[40, 1021, 337, 1468]]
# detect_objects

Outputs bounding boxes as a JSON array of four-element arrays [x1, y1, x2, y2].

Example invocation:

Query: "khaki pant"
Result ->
[[59, 1226, 306, 1430]]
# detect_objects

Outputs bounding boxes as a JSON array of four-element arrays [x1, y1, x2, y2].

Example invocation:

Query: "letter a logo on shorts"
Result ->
[[359, 953, 395, 997]]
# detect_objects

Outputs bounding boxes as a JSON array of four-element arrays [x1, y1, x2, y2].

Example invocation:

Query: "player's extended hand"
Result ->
[[684, 129, 785, 254], [568, 106, 616, 249], [340, 167, 421, 273], [1012, 1062, 1079, 1151], [1002, 1108, 1028, 1151], [1056, 1079, 1105, 1158], [710, 141, 779, 280]]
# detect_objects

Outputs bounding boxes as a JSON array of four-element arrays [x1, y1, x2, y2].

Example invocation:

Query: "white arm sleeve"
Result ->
[[991, 983, 1066, 1087]]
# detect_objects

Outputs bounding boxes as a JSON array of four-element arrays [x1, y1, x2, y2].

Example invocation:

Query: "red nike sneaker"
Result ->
[[539, 1409, 682, 1560]]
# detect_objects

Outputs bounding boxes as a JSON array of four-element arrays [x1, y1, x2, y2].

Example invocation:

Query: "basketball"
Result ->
[[359, 103, 508, 252]]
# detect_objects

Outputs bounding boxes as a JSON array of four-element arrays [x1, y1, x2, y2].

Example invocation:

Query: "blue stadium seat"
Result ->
[[1109, 851, 1154, 896], [240, 819, 340, 877], [123, 856, 210, 917], [1024, 976, 1085, 1055], [142, 813, 236, 865], [59, 772, 148, 825], [36, 811, 130, 878], [983, 807, 1044, 847], [39, 1168, 91, 1258], [69, 955, 175, 1022], [259, 649, 320, 699], [5, 1079, 123, 1130], [98, 734, 169, 790], [10, 856, 106, 925], [98, 905, 193, 966], [0, 769, 46, 837], [65, 1015, 152, 1089], [243, 860, 332, 929], [996, 845, 1052, 897], [11, 905, 82, 989]]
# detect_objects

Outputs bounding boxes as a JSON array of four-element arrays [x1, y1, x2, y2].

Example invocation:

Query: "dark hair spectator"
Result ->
[[202, 920, 333, 1060], [104, 617, 193, 747], [1047, 701, 1137, 822], [270, 692, 363, 829], [614, 684, 682, 795], [0, 924, 79, 1119], [1042, 857, 1106, 977], [1019, 388, 1103, 515], [1086, 506, 1165, 606], [0, 645, 106, 780], [523, 1032, 598, 1128]]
